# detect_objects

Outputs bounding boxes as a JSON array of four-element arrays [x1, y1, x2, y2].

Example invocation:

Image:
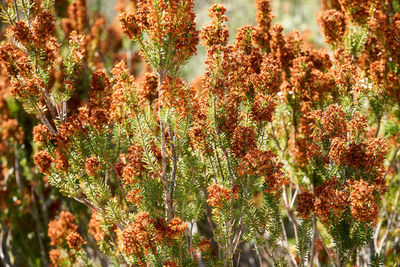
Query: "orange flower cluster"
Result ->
[[85, 156, 101, 176], [318, 0, 400, 102], [338, 0, 373, 23], [318, 9, 346, 46], [250, 95, 276, 124], [122, 212, 156, 259], [161, 76, 196, 119], [188, 89, 210, 153], [289, 50, 335, 103], [126, 189, 143, 205], [0, 119, 23, 144], [254, 0, 273, 49], [55, 107, 88, 148], [313, 177, 348, 223], [120, 0, 199, 67], [296, 103, 388, 226], [310, 105, 347, 141], [34, 151, 54, 174], [88, 212, 105, 241], [87, 70, 112, 129], [232, 126, 257, 158], [200, 4, 229, 47], [62, 0, 88, 34], [0, 8, 61, 102], [237, 148, 286, 193], [121, 212, 187, 259], [49, 249, 61, 266], [110, 61, 137, 122], [163, 261, 178, 267], [297, 178, 345, 223], [348, 179, 379, 224], [198, 238, 211, 252], [0, 44, 30, 77], [66, 232, 86, 250], [138, 72, 158, 106], [207, 184, 239, 209], [48, 211, 79, 246], [296, 190, 315, 219], [297, 177, 380, 225], [252, 56, 282, 94], [121, 143, 147, 184], [33, 124, 50, 144], [308, 106, 387, 186]]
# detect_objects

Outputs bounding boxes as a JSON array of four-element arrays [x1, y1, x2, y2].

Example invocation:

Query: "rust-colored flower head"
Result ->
[[198, 238, 211, 252], [318, 9, 346, 47], [122, 165, 138, 185], [296, 191, 315, 219], [66, 232, 86, 250], [11, 21, 32, 44], [34, 150, 54, 174], [126, 189, 143, 205], [167, 218, 187, 238], [121, 212, 156, 257], [120, 11, 142, 39], [347, 179, 379, 224], [89, 108, 110, 129], [347, 113, 368, 140], [0, 43, 30, 76], [311, 105, 347, 140], [55, 149, 70, 172], [253, 56, 282, 94], [321, 0, 341, 10], [207, 183, 233, 209], [250, 95, 276, 123], [237, 148, 286, 193], [328, 137, 347, 165], [121, 0, 199, 68], [48, 211, 78, 246], [200, 4, 229, 47], [124, 143, 146, 177], [163, 261, 177, 267], [339, 0, 373, 23], [88, 212, 105, 241], [49, 249, 61, 266], [85, 156, 101, 176], [32, 11, 56, 43], [11, 76, 44, 99], [254, 0, 273, 48], [138, 72, 158, 105], [33, 124, 51, 144], [63, 0, 88, 34]]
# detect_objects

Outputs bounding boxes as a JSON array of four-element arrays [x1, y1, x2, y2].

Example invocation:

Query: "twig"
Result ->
[[383, 143, 400, 180]]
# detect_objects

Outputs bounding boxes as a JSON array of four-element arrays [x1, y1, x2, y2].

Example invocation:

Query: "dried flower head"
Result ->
[[296, 191, 315, 219], [318, 9, 346, 46], [33, 124, 51, 143], [207, 183, 234, 208], [85, 156, 101, 176], [88, 212, 105, 241], [254, 0, 273, 48], [66, 232, 86, 250], [348, 179, 379, 224], [34, 150, 54, 174], [201, 4, 229, 47], [48, 211, 78, 246], [49, 249, 61, 266]]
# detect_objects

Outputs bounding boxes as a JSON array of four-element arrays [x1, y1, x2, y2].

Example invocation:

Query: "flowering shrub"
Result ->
[[0, 0, 399, 266]]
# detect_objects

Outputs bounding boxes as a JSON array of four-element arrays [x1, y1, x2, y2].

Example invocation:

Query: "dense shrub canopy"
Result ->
[[0, 0, 399, 266]]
